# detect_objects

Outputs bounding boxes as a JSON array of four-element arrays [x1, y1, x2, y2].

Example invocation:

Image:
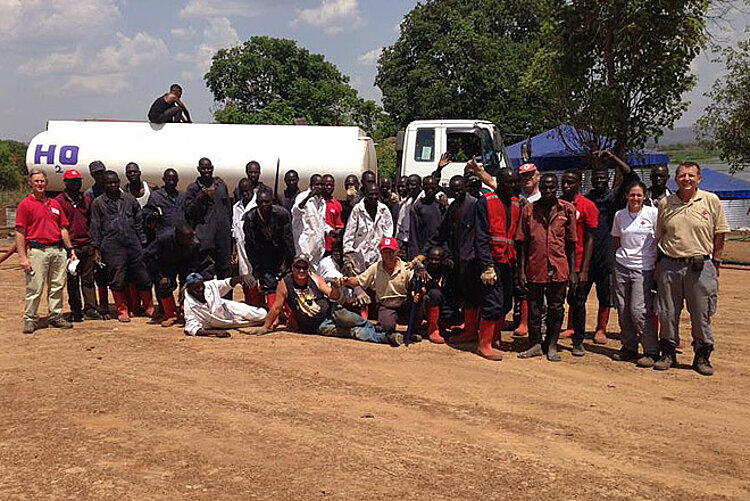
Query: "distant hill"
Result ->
[[649, 127, 699, 146]]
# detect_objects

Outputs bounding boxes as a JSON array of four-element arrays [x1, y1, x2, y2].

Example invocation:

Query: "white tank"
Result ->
[[26, 120, 376, 198]]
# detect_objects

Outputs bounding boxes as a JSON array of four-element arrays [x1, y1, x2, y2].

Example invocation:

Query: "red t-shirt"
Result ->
[[55, 192, 92, 247], [572, 193, 599, 272], [16, 193, 69, 247], [325, 198, 344, 252]]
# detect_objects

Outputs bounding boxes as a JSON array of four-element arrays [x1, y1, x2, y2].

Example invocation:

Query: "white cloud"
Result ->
[[294, 0, 363, 34], [17, 32, 168, 76], [171, 26, 197, 40], [358, 47, 382, 66], [0, 0, 120, 43], [180, 0, 260, 18], [176, 17, 240, 80], [62, 73, 130, 95]]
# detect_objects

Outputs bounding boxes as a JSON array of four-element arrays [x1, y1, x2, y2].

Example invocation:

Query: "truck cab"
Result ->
[[397, 119, 512, 184]]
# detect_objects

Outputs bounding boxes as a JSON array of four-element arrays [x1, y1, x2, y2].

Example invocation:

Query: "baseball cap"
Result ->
[[519, 163, 538, 174], [185, 273, 204, 286], [379, 237, 398, 251], [292, 253, 311, 265], [63, 169, 82, 180], [88, 160, 106, 174]]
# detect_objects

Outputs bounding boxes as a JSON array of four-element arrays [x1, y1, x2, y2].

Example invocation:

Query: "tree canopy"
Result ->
[[205, 36, 386, 134], [526, 0, 710, 158], [375, 0, 555, 138], [0, 139, 27, 190], [697, 32, 750, 172]]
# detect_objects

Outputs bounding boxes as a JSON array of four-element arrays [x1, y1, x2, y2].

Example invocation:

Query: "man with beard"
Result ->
[[185, 157, 233, 284]]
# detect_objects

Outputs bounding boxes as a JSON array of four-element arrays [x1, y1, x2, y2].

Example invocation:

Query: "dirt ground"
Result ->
[[1, 255, 749, 501]]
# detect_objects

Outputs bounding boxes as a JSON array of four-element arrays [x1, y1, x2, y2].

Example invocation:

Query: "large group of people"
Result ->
[[14, 147, 728, 376]]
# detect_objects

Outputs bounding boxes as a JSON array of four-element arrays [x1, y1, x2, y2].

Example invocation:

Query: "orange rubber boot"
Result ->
[[512, 300, 529, 337], [450, 307, 480, 344], [426, 306, 445, 344], [477, 319, 503, 361], [594, 306, 610, 344], [560, 312, 574, 339], [160, 295, 178, 327], [112, 290, 131, 322], [138, 290, 155, 318]]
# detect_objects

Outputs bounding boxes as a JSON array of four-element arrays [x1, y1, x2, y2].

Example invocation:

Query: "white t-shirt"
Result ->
[[611, 205, 659, 270]]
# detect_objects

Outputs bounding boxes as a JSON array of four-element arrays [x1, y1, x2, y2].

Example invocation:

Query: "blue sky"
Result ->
[[0, 0, 747, 143]]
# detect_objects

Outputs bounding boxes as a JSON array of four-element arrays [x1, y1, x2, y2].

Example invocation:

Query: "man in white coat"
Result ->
[[232, 178, 260, 304], [293, 174, 341, 280], [183, 273, 266, 337]]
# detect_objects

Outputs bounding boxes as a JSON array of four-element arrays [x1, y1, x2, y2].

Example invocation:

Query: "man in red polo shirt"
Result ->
[[16, 168, 76, 333], [560, 169, 598, 356], [55, 169, 103, 322], [516, 173, 577, 362]]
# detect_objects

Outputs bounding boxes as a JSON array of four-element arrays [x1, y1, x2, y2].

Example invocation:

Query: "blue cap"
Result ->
[[185, 273, 203, 286]]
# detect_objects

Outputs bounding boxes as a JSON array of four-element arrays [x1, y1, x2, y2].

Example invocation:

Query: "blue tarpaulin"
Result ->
[[507, 125, 670, 171], [667, 168, 750, 199]]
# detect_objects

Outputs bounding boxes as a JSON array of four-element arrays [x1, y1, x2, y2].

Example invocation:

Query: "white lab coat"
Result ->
[[343, 200, 394, 273], [293, 194, 342, 280], [183, 278, 266, 336], [291, 189, 311, 253], [232, 198, 257, 285]]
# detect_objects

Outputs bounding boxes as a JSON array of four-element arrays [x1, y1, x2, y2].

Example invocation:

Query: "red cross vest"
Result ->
[[485, 193, 521, 265]]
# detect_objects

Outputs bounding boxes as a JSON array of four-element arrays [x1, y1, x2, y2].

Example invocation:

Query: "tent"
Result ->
[[666, 168, 750, 199], [506, 125, 669, 171]]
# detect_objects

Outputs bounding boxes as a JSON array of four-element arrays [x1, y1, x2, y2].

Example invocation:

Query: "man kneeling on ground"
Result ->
[[258, 254, 399, 346], [183, 273, 267, 337]]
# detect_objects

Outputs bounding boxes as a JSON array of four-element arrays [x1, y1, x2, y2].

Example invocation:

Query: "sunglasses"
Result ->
[[293, 264, 309, 271]]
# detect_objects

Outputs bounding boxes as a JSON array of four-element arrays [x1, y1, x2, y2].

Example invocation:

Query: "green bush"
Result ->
[[0, 140, 27, 190]]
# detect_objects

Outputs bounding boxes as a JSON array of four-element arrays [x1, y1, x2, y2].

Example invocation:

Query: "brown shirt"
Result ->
[[656, 189, 730, 259], [515, 198, 577, 283], [356, 258, 414, 306]]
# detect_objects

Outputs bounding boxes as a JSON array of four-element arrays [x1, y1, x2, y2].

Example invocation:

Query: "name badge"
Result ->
[[51, 207, 60, 215]]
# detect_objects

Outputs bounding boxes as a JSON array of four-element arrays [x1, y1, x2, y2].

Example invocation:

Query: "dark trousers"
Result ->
[[102, 242, 152, 291], [377, 299, 411, 334], [67, 244, 97, 314], [480, 263, 513, 321], [528, 282, 567, 346]]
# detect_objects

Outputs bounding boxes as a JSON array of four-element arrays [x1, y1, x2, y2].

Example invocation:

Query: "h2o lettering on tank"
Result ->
[[34, 144, 79, 166]]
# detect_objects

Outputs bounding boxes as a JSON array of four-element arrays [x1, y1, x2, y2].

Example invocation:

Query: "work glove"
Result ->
[[405, 255, 426, 271], [481, 265, 498, 286]]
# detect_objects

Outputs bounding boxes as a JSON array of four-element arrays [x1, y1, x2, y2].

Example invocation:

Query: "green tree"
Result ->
[[696, 32, 750, 172], [205, 36, 384, 134], [376, 0, 554, 137], [527, 0, 710, 159], [0, 140, 27, 190]]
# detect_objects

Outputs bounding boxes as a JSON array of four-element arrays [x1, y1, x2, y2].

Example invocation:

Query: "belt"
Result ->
[[664, 254, 709, 262], [27, 240, 62, 249]]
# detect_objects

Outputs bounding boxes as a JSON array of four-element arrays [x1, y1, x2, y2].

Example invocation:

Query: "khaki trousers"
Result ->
[[24, 246, 68, 321]]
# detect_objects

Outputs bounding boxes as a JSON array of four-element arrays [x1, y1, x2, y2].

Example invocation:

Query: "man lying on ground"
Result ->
[[256, 253, 400, 346], [183, 273, 267, 338]]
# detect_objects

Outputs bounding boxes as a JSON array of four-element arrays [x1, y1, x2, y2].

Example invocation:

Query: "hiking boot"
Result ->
[[571, 343, 585, 357], [22, 319, 36, 334], [636, 354, 657, 368], [84, 309, 104, 321], [71, 311, 84, 323], [518, 343, 543, 359], [692, 346, 714, 376], [386, 332, 404, 347], [49, 315, 73, 329], [612, 348, 639, 362], [654, 340, 676, 371]]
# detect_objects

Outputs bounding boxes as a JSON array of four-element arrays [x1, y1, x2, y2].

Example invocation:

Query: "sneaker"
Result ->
[[636, 354, 657, 368], [571, 343, 585, 357], [49, 315, 73, 329], [386, 332, 404, 347], [612, 349, 639, 362], [84, 310, 104, 321], [22, 320, 36, 334]]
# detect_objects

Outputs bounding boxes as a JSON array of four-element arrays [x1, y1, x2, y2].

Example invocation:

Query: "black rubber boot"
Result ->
[[692, 345, 714, 376], [654, 340, 676, 371], [612, 348, 639, 362]]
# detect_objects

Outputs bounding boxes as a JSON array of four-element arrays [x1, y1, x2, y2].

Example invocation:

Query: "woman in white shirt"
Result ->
[[610, 181, 660, 367]]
